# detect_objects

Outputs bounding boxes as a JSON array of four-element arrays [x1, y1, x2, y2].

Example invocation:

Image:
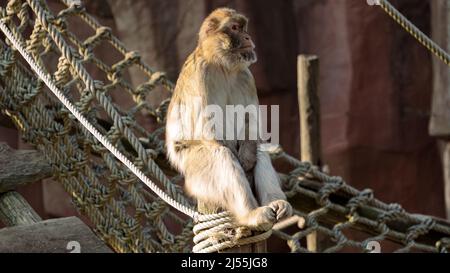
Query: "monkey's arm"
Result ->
[[254, 148, 293, 220]]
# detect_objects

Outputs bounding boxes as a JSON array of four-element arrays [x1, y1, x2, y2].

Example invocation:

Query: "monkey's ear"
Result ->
[[199, 17, 220, 41]]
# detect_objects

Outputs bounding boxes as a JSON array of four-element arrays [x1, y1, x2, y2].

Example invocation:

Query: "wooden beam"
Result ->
[[298, 55, 321, 165], [297, 54, 322, 252], [430, 0, 450, 221], [0, 142, 52, 193], [0, 191, 42, 226], [440, 141, 450, 220], [0, 216, 113, 253]]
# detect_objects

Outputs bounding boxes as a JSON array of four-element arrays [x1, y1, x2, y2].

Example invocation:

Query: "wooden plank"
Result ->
[[431, 0, 450, 220], [429, 0, 450, 136], [298, 55, 321, 165], [0, 191, 41, 226], [440, 141, 450, 220], [0, 142, 52, 193], [0, 216, 113, 253], [297, 54, 322, 252]]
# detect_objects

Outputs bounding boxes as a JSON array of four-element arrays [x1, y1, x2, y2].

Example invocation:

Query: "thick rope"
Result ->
[[0, 17, 198, 219], [0, 14, 269, 254], [376, 0, 450, 67]]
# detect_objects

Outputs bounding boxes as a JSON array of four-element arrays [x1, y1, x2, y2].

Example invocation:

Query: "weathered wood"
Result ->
[[430, 1, 450, 221], [0, 191, 42, 226], [0, 216, 113, 253], [0, 142, 52, 193], [429, 0, 450, 136], [441, 141, 450, 220], [431, 0, 450, 221], [298, 55, 321, 165], [298, 54, 322, 252]]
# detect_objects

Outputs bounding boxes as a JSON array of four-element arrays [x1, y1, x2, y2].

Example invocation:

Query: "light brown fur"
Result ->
[[166, 8, 292, 230]]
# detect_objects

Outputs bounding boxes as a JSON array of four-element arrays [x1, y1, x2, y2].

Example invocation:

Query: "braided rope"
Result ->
[[376, 0, 450, 66], [0, 18, 198, 219]]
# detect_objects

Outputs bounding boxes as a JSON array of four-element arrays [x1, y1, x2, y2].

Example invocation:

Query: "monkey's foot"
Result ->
[[268, 200, 293, 221], [245, 206, 276, 231]]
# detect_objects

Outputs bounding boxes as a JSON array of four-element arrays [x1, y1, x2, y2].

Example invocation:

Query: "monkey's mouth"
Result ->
[[237, 45, 254, 51], [239, 51, 257, 63]]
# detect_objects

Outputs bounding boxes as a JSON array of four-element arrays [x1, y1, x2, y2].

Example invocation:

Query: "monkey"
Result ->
[[165, 8, 292, 231]]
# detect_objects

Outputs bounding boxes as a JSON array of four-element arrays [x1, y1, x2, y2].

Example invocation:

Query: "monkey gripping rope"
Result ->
[[0, 14, 271, 253]]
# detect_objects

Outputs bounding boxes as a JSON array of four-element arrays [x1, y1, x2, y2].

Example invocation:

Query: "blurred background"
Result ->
[[0, 0, 449, 226]]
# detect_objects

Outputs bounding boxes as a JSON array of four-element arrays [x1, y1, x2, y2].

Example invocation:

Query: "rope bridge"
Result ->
[[0, 0, 449, 253]]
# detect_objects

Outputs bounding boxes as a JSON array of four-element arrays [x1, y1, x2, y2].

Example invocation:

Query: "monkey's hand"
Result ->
[[245, 206, 276, 231], [238, 141, 257, 172], [268, 200, 293, 221]]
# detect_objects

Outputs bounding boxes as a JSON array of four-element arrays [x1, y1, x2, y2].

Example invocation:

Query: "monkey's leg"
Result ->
[[182, 144, 276, 230], [254, 149, 293, 220]]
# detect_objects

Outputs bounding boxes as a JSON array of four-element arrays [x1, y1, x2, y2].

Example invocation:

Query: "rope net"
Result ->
[[0, 0, 449, 253]]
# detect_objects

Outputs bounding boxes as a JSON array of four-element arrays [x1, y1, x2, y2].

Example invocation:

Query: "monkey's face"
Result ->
[[199, 9, 257, 68], [223, 20, 257, 65]]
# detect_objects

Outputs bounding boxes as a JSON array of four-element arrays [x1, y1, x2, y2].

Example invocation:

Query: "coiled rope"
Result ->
[[0, 13, 270, 253]]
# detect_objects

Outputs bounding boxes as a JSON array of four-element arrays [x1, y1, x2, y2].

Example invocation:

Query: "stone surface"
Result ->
[[430, 0, 450, 137]]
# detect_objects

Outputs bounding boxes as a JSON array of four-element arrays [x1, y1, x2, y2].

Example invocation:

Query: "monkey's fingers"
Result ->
[[269, 202, 280, 212], [276, 207, 287, 220]]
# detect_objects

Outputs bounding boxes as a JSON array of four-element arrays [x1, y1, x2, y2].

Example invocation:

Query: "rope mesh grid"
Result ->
[[0, 0, 449, 253]]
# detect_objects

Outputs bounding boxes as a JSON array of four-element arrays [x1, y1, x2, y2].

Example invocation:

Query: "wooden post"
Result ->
[[0, 217, 113, 253], [0, 142, 52, 193], [297, 55, 321, 252], [443, 1, 450, 221], [0, 191, 42, 226], [0, 142, 48, 226], [430, 0, 450, 220], [440, 142, 450, 220]]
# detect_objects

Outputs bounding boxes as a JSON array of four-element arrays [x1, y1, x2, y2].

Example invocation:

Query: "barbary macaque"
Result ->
[[166, 8, 292, 231]]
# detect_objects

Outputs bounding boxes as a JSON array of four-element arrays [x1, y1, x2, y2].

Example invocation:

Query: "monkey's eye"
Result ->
[[231, 24, 240, 31]]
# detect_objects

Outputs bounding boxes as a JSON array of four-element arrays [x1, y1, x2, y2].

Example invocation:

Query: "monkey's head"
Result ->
[[198, 8, 257, 68]]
